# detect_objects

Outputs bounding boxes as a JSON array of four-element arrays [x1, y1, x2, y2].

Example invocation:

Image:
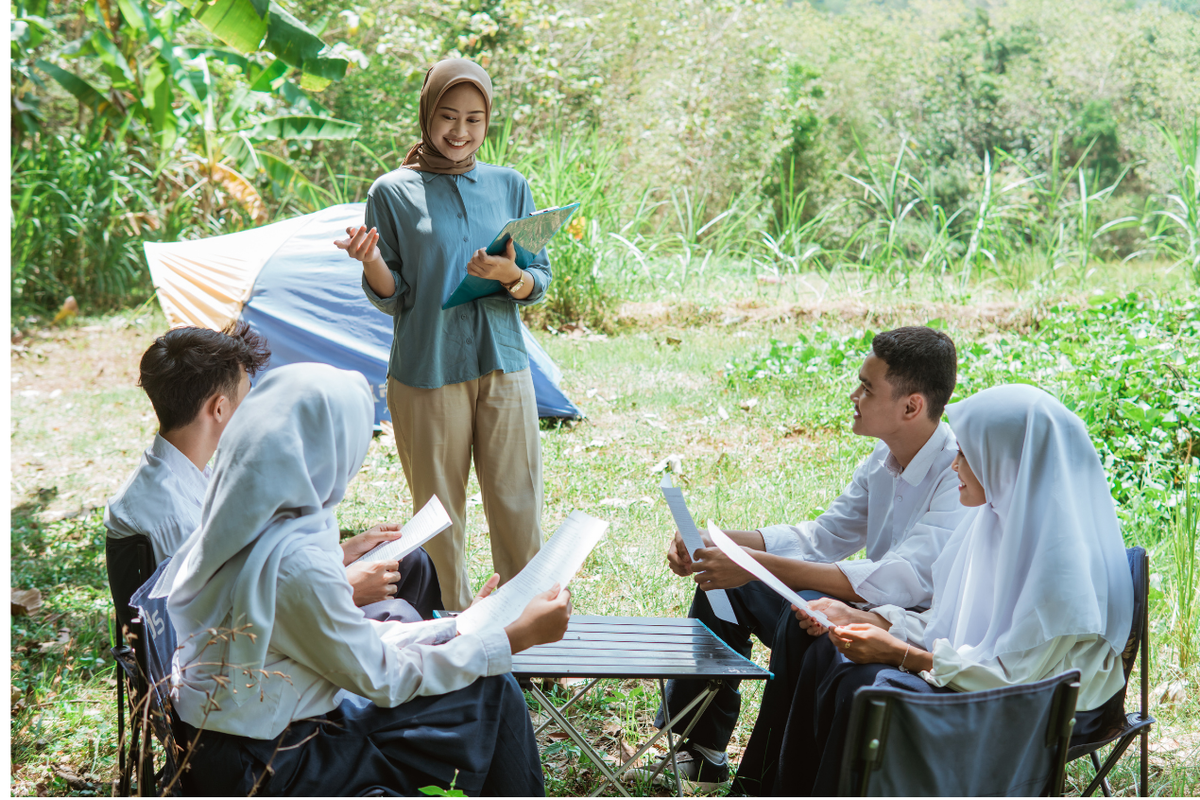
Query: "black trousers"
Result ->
[[656, 583, 829, 752], [359, 546, 443, 623], [177, 673, 544, 797]]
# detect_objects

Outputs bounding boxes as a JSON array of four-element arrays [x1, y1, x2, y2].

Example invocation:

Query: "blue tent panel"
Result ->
[[241, 203, 581, 423]]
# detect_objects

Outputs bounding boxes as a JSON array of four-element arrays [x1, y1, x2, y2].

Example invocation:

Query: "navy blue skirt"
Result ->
[[177, 673, 544, 796]]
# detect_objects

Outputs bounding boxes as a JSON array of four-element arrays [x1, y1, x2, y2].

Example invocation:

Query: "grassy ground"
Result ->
[[9, 265, 1200, 796]]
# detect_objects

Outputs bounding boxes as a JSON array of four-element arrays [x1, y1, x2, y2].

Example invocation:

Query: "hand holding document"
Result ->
[[456, 511, 608, 636], [705, 521, 832, 628], [354, 496, 452, 564], [660, 476, 738, 624]]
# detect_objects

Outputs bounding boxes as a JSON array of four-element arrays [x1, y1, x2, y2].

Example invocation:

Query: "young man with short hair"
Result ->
[[105, 323, 438, 640], [646, 326, 968, 789]]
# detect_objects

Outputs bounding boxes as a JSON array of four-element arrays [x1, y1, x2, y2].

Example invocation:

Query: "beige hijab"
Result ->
[[402, 58, 493, 174]]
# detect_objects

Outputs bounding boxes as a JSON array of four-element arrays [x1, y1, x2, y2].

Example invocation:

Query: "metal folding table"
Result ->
[[512, 615, 771, 797]]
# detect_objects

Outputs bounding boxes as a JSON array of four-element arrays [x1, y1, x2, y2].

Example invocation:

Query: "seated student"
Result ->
[[735, 383, 1133, 796], [156, 363, 568, 796], [104, 324, 433, 641], [649, 326, 969, 787]]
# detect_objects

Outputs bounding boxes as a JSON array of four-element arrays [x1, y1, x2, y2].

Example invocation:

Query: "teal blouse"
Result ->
[[362, 162, 551, 389]]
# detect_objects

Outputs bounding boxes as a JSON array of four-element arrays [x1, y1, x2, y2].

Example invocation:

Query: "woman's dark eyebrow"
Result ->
[[437, 105, 486, 115]]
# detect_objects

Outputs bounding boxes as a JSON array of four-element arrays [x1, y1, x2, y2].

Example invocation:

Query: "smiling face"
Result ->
[[952, 448, 987, 506], [849, 353, 918, 438], [427, 82, 487, 163]]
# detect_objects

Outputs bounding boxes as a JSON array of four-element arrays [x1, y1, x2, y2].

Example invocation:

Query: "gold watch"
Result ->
[[504, 271, 526, 294]]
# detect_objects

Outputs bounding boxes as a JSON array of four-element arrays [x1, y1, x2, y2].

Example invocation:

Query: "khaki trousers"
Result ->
[[387, 369, 544, 611]]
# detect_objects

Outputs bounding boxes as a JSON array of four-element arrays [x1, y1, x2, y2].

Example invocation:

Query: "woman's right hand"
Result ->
[[504, 583, 572, 654], [334, 225, 382, 265], [794, 597, 858, 636]]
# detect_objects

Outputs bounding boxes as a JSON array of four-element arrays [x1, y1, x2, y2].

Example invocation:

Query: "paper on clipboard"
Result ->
[[660, 476, 738, 624], [441, 202, 580, 310], [705, 520, 831, 628], [353, 495, 452, 564]]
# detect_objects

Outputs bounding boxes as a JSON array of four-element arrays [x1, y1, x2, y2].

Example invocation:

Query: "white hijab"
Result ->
[[154, 363, 374, 707], [925, 384, 1133, 663]]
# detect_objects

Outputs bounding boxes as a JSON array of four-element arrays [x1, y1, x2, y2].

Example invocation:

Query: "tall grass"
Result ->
[[1150, 120, 1200, 283], [1169, 460, 1199, 671], [11, 132, 159, 312]]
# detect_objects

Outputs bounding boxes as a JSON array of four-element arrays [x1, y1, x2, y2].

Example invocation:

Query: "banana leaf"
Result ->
[[188, 0, 268, 54], [35, 59, 120, 118], [245, 114, 360, 141]]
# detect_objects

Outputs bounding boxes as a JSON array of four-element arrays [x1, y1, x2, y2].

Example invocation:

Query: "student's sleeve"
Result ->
[[836, 467, 967, 608], [872, 605, 931, 647], [272, 554, 511, 708], [510, 178, 551, 306], [361, 185, 409, 315], [757, 453, 873, 563], [921, 634, 1126, 710]]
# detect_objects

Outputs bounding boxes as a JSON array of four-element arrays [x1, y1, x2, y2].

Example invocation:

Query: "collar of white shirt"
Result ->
[[882, 421, 954, 488], [150, 433, 211, 499]]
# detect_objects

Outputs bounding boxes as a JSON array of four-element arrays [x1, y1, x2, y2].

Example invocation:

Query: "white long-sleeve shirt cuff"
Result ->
[[872, 603, 919, 646], [758, 524, 810, 560], [473, 625, 514, 676]]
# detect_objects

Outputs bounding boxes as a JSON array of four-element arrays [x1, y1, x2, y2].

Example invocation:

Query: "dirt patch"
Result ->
[[11, 320, 164, 396], [612, 297, 1051, 333]]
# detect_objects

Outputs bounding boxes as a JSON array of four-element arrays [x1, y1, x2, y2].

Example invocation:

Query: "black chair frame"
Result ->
[[1065, 546, 1154, 797]]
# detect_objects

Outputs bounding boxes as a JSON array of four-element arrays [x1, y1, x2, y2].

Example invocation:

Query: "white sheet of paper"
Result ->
[[660, 476, 738, 624], [455, 511, 608, 636], [354, 495, 452, 564], [705, 520, 832, 628]]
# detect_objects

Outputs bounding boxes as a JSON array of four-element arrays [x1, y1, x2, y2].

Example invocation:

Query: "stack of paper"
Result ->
[[456, 511, 608, 636], [354, 495, 452, 564], [660, 476, 738, 624]]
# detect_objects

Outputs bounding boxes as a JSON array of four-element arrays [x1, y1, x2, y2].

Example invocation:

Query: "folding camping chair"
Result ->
[[106, 534, 157, 796], [1065, 546, 1154, 797], [114, 558, 183, 796], [838, 669, 1082, 796]]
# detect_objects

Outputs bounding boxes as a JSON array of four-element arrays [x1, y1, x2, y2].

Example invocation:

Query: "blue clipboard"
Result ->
[[441, 202, 580, 310]]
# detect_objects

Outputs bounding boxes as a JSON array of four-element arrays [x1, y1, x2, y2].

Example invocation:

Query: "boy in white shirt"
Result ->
[[105, 323, 434, 640], [648, 326, 968, 788]]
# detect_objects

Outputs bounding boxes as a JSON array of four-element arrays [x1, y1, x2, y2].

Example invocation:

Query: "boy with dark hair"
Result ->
[[105, 323, 438, 641], [642, 325, 967, 789]]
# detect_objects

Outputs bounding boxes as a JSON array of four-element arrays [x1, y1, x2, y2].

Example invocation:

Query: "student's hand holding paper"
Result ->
[[346, 560, 401, 606], [794, 597, 853, 635], [692, 545, 756, 590], [504, 584, 572, 654], [666, 531, 697, 577], [466, 238, 519, 283], [828, 624, 910, 666], [341, 523, 403, 565]]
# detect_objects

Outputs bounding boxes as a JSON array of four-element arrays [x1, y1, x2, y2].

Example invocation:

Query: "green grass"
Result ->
[[9, 278, 1200, 795]]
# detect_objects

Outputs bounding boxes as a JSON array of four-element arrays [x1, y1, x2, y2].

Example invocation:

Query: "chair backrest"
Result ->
[[839, 670, 1081, 797], [1120, 546, 1147, 682], [128, 559, 183, 796], [106, 534, 157, 653]]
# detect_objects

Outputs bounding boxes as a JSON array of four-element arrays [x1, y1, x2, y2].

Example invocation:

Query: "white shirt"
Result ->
[[171, 542, 513, 740], [104, 434, 210, 564], [757, 422, 967, 609], [875, 605, 1125, 711]]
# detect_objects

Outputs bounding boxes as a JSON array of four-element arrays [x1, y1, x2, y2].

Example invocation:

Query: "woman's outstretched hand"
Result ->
[[504, 583, 572, 654], [334, 225, 383, 265]]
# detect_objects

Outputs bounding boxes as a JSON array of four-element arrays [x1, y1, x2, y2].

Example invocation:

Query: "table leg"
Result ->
[[633, 679, 723, 789], [532, 677, 602, 736], [589, 680, 721, 797], [528, 682, 632, 798], [659, 678, 682, 799]]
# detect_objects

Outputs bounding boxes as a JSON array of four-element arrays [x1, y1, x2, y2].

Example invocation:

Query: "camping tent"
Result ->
[[144, 203, 581, 423]]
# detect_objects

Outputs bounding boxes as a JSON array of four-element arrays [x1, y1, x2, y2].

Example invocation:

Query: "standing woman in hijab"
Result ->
[[159, 363, 569, 796], [732, 384, 1133, 796], [336, 58, 549, 612]]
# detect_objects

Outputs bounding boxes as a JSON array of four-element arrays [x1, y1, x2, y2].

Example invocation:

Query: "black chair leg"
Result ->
[[1088, 751, 1113, 797], [1083, 734, 1138, 797]]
